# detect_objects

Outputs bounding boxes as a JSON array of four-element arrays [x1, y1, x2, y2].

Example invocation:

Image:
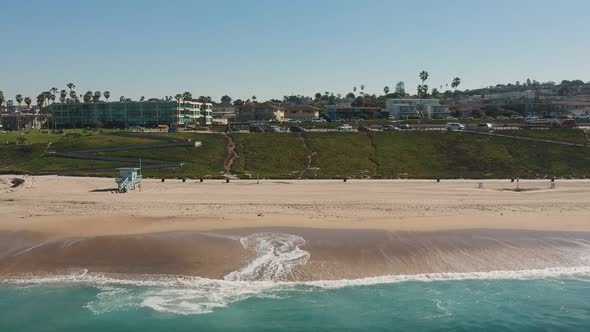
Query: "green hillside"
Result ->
[[1, 129, 589, 179]]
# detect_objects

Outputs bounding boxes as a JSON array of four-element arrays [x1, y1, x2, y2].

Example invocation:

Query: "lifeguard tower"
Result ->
[[116, 167, 142, 193]]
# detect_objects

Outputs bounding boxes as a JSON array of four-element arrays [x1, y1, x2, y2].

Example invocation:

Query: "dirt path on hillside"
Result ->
[[298, 134, 317, 179], [222, 133, 239, 179], [366, 133, 379, 176]]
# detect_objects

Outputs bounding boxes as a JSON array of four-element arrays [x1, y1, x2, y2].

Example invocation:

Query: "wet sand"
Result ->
[[1, 228, 590, 281], [1, 176, 590, 280]]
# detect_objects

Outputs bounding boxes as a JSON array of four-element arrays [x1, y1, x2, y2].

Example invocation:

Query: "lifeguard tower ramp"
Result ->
[[116, 168, 142, 193]]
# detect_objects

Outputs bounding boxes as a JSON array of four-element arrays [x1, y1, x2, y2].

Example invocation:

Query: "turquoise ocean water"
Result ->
[[2, 274, 590, 331]]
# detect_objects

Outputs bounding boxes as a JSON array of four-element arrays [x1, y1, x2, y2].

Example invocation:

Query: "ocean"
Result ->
[[2, 270, 590, 331]]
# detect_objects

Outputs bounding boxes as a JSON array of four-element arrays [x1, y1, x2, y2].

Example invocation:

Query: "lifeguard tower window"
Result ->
[[116, 167, 142, 193]]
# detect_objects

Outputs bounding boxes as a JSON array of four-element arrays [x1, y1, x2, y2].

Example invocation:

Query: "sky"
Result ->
[[1, 0, 589, 102]]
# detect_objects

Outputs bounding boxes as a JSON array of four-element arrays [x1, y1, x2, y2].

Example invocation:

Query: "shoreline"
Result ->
[[2, 175, 590, 281]]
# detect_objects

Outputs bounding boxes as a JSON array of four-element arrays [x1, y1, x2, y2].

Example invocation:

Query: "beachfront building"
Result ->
[[385, 99, 450, 119], [284, 105, 321, 121], [324, 105, 387, 121], [212, 103, 238, 124], [237, 103, 285, 122], [48, 100, 212, 128]]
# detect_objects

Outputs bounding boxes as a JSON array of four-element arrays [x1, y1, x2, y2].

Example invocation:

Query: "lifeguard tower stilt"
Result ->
[[116, 167, 142, 193]]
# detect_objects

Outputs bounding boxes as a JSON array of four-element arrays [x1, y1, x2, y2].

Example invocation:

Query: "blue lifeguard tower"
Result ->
[[116, 167, 142, 193]]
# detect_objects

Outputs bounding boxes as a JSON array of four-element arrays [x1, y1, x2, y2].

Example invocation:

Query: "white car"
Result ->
[[446, 123, 465, 131], [475, 123, 493, 132], [286, 119, 302, 124], [337, 124, 354, 132], [311, 118, 327, 123]]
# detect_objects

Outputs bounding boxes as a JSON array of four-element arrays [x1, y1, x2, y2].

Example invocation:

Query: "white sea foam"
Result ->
[[224, 233, 310, 281], [3, 232, 590, 315], [5, 266, 590, 315]]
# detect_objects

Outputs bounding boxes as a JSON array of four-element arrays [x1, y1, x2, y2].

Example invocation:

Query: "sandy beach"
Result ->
[[1, 175, 590, 281]]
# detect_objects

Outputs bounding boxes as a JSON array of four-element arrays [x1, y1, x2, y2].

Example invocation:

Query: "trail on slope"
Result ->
[[298, 134, 317, 179], [366, 133, 380, 177], [222, 133, 239, 179]]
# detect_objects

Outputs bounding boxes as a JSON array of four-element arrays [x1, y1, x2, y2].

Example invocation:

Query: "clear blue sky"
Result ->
[[1, 0, 589, 102]]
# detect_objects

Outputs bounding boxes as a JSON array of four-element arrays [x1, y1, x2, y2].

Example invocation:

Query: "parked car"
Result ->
[[289, 126, 306, 133], [337, 124, 354, 132], [446, 116, 459, 121], [399, 124, 412, 130], [350, 117, 363, 122], [495, 115, 509, 120], [446, 123, 465, 131], [382, 125, 400, 131], [286, 119, 302, 124], [311, 118, 327, 123], [249, 126, 265, 133], [510, 115, 523, 120], [263, 126, 281, 133], [475, 123, 493, 132]]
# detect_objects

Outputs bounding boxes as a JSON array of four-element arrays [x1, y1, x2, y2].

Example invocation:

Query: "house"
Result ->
[[386, 99, 449, 119], [212, 103, 238, 123], [237, 103, 285, 122], [284, 105, 321, 121]]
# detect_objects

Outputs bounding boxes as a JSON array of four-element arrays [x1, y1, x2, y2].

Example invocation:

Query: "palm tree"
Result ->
[[451, 77, 461, 91], [66, 83, 76, 92], [35, 95, 44, 110], [383, 86, 390, 95], [24, 97, 32, 109], [120, 96, 125, 102], [69, 90, 77, 101], [182, 91, 192, 101], [103, 91, 110, 102], [50, 87, 58, 104], [419, 71, 429, 84], [140, 96, 145, 102], [15, 94, 23, 107], [252, 95, 257, 102], [417, 71, 429, 118], [59, 90, 67, 103], [42, 91, 52, 108], [83, 91, 93, 103], [93, 91, 101, 102]]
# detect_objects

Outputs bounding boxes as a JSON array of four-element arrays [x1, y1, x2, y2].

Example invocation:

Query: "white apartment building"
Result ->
[[386, 99, 449, 119]]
